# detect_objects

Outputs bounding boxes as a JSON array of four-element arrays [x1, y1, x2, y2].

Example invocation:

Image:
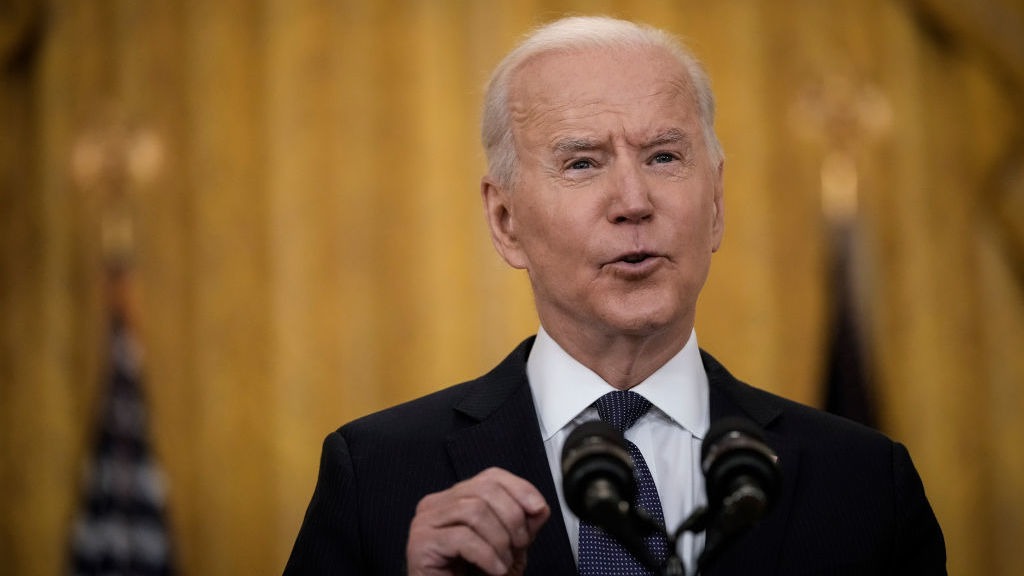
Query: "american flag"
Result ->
[[69, 315, 175, 576]]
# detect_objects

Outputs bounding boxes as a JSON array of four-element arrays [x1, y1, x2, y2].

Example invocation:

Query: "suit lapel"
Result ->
[[703, 351, 800, 576], [445, 338, 577, 575], [440, 342, 801, 575]]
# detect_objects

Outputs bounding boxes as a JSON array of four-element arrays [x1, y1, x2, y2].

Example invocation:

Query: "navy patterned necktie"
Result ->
[[578, 390, 670, 575]]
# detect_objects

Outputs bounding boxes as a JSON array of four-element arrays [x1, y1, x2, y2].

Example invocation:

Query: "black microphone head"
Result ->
[[702, 417, 767, 460], [561, 420, 635, 525], [562, 420, 664, 572], [701, 417, 781, 534]]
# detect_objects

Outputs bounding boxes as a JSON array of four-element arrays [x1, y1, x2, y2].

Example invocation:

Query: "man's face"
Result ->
[[483, 45, 724, 344]]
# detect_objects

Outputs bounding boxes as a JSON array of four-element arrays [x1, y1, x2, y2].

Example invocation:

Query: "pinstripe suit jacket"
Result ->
[[284, 337, 945, 575]]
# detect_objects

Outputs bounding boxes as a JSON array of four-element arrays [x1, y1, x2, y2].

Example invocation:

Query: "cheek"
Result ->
[[513, 206, 565, 263], [522, 221, 575, 265], [684, 190, 719, 245], [519, 195, 582, 242]]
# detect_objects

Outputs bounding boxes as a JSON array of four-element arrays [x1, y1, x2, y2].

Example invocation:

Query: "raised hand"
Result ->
[[406, 467, 551, 576]]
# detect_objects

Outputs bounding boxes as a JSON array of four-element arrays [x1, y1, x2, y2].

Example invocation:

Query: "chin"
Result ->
[[600, 308, 679, 337], [596, 292, 694, 337]]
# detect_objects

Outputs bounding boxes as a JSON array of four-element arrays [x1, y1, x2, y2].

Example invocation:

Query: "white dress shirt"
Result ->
[[526, 325, 709, 570]]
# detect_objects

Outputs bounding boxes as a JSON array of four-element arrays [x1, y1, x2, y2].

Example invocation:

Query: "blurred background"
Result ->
[[1, 0, 1022, 574]]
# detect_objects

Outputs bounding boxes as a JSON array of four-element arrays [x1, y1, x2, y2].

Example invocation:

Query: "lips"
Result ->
[[619, 252, 653, 264], [602, 251, 666, 278], [602, 251, 667, 278]]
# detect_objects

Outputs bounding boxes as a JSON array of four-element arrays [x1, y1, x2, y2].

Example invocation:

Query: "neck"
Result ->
[[541, 321, 693, 390]]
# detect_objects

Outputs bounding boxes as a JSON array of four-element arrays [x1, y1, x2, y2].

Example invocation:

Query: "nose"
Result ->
[[607, 161, 653, 224]]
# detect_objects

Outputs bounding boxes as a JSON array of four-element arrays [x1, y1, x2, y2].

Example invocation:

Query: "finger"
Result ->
[[523, 502, 550, 540], [475, 468, 550, 543], [413, 489, 517, 570], [418, 468, 547, 518], [464, 472, 533, 548], [421, 468, 548, 548], [407, 523, 510, 576], [440, 496, 517, 565], [477, 467, 549, 517], [407, 468, 551, 574]]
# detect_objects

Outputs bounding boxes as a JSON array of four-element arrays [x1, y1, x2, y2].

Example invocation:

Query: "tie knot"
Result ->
[[594, 390, 652, 432]]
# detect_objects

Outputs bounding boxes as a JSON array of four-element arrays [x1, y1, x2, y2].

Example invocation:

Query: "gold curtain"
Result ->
[[1, 1, 1021, 574]]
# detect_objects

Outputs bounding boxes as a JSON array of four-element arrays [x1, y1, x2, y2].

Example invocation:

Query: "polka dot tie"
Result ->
[[578, 391, 669, 575]]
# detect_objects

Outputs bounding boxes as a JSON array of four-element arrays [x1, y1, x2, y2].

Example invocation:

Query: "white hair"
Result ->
[[481, 16, 724, 190]]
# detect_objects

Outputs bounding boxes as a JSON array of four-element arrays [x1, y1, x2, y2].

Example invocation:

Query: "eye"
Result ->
[[568, 158, 595, 170], [651, 152, 677, 164]]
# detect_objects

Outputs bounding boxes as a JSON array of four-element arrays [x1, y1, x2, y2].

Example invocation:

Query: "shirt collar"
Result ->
[[526, 326, 709, 441]]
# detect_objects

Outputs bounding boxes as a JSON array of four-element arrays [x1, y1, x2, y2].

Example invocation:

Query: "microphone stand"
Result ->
[[658, 505, 710, 576], [582, 502, 713, 576]]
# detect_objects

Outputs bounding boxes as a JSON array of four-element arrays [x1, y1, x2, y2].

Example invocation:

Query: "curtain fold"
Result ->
[[1, 1, 1021, 574]]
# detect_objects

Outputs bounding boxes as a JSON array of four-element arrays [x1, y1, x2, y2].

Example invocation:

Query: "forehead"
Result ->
[[508, 45, 697, 144]]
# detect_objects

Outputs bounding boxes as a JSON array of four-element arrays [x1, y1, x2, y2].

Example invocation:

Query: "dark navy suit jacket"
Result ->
[[284, 337, 946, 575]]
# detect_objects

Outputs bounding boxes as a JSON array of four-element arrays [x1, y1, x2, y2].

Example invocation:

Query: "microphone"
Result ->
[[698, 416, 781, 570], [561, 420, 663, 570]]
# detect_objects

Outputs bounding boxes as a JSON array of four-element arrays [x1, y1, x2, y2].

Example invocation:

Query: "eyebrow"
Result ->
[[641, 128, 689, 150], [551, 137, 603, 154], [550, 129, 691, 155]]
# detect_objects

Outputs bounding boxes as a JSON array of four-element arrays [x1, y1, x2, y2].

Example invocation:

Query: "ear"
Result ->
[[710, 159, 725, 253], [481, 176, 528, 269]]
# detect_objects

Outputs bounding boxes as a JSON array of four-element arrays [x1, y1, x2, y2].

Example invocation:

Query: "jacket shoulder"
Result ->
[[701, 348, 893, 452], [339, 336, 535, 447]]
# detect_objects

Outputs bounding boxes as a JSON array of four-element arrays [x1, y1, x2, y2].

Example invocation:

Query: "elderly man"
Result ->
[[284, 16, 945, 576]]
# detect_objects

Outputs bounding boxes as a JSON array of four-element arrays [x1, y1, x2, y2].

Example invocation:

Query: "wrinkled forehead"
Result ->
[[509, 46, 696, 124], [506, 45, 698, 141]]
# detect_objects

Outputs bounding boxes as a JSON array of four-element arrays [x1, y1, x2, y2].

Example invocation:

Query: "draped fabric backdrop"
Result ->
[[1, 1, 1022, 575]]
